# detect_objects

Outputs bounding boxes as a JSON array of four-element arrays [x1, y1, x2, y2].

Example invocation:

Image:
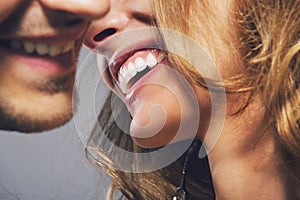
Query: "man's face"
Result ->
[[0, 0, 110, 132]]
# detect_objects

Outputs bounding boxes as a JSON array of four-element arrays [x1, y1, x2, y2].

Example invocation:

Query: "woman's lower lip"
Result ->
[[124, 62, 165, 106], [0, 46, 75, 75]]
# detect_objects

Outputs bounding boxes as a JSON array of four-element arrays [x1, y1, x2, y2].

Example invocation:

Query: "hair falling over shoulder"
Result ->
[[87, 0, 299, 199], [235, 0, 300, 181], [155, 0, 300, 181]]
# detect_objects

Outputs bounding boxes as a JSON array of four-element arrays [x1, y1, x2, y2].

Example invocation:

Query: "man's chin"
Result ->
[[0, 69, 76, 133], [0, 106, 73, 133]]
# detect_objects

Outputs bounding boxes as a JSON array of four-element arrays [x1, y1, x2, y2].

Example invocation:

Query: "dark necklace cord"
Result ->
[[172, 140, 200, 200]]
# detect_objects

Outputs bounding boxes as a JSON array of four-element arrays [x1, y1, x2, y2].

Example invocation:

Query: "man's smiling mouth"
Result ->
[[0, 39, 75, 57]]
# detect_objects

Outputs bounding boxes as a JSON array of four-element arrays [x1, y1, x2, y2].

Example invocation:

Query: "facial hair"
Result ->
[[0, 72, 75, 133]]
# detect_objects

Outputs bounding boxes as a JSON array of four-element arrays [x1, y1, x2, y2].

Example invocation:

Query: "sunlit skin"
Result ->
[[0, 0, 110, 132]]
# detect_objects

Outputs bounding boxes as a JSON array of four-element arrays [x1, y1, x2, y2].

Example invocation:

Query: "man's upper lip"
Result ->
[[0, 25, 87, 45], [0, 35, 78, 46]]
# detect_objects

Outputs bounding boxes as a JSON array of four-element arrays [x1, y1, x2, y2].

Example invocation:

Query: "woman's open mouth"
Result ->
[[109, 49, 166, 94]]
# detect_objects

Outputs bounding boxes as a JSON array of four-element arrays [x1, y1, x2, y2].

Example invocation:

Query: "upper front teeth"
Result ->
[[135, 57, 147, 72], [10, 40, 74, 57], [118, 51, 165, 93], [147, 53, 158, 68]]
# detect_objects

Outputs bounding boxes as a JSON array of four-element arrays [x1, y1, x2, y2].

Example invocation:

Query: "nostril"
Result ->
[[93, 28, 117, 42]]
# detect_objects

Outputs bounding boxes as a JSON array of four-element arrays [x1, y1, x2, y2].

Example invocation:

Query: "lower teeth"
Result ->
[[121, 64, 159, 94], [128, 66, 151, 87]]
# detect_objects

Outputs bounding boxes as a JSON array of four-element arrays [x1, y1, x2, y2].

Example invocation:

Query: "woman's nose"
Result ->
[[40, 0, 110, 20], [84, 11, 130, 49]]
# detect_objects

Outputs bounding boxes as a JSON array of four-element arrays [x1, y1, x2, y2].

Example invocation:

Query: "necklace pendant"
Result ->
[[172, 188, 186, 200]]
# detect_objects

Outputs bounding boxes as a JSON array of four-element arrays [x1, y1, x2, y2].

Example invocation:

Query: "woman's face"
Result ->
[[84, 0, 236, 148]]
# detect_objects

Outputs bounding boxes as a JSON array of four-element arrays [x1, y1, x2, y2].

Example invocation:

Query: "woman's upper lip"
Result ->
[[89, 27, 165, 91], [108, 41, 162, 84], [92, 27, 163, 72]]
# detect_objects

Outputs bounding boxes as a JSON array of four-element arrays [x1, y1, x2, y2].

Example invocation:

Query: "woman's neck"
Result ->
[[203, 97, 299, 200], [208, 130, 287, 199]]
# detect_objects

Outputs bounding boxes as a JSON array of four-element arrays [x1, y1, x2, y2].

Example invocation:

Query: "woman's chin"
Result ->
[[130, 127, 179, 148], [129, 108, 197, 148], [124, 69, 201, 148]]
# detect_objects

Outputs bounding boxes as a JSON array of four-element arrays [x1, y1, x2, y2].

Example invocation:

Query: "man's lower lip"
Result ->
[[0, 47, 75, 75]]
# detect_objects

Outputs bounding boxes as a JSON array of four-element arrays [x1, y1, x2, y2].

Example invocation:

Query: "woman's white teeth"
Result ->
[[125, 62, 137, 83], [135, 57, 147, 72], [146, 53, 158, 68], [118, 52, 165, 94], [10, 40, 74, 57]]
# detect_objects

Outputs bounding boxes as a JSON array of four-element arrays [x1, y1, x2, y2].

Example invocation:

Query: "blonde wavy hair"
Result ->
[[87, 0, 299, 199], [155, 0, 300, 179]]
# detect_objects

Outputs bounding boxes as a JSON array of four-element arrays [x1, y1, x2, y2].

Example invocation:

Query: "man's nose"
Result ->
[[40, 0, 110, 20]]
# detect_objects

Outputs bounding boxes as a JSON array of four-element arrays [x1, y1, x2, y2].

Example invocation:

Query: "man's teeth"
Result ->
[[118, 51, 165, 94], [9, 40, 75, 57]]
